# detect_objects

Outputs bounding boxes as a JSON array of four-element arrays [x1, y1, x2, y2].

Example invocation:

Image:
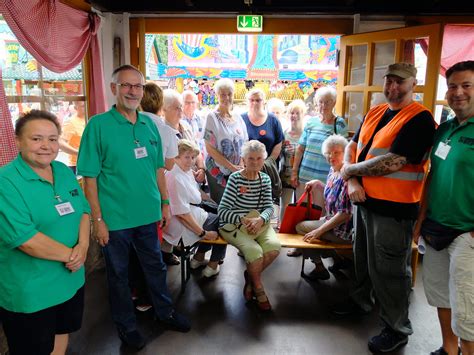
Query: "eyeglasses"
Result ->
[[324, 150, 344, 157], [116, 83, 144, 91]]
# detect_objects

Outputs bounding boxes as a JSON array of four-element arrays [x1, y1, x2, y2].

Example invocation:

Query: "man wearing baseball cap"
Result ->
[[336, 62, 437, 353]]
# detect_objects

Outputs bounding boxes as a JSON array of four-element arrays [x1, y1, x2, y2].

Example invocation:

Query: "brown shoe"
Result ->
[[254, 288, 271, 312], [162, 251, 180, 265]]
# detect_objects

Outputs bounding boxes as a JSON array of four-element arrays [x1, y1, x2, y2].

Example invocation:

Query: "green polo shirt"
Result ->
[[427, 116, 474, 231], [0, 155, 90, 313], [77, 106, 164, 231]]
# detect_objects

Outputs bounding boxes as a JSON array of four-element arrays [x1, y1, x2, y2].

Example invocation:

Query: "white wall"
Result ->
[[97, 12, 131, 108]]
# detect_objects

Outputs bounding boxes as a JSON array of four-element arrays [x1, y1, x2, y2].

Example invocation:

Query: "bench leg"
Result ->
[[180, 249, 186, 294], [300, 256, 306, 277], [179, 242, 198, 294], [411, 249, 419, 287]]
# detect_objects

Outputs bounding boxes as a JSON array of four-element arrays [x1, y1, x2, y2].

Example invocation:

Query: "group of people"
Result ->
[[0, 60, 472, 355]]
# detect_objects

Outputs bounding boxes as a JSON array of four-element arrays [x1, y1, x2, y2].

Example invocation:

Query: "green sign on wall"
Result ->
[[237, 15, 263, 32]]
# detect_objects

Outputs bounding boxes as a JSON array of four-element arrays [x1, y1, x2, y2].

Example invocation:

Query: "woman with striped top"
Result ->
[[218, 140, 281, 311]]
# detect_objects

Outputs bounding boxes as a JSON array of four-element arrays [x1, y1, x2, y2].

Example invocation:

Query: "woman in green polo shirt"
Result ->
[[0, 110, 90, 355]]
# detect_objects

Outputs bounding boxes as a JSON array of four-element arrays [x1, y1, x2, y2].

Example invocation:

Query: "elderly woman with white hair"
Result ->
[[163, 89, 194, 141], [295, 134, 353, 280], [218, 140, 281, 312], [165, 140, 226, 278], [287, 86, 348, 257], [267, 97, 287, 130], [204, 78, 248, 204]]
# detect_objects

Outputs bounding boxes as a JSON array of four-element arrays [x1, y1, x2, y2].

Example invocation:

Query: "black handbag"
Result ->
[[420, 217, 465, 251], [191, 200, 218, 214]]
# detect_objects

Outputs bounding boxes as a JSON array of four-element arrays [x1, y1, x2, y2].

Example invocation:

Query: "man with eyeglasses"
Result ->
[[77, 65, 190, 350]]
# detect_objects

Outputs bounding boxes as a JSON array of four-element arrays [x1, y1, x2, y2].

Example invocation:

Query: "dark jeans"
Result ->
[[351, 206, 413, 335], [102, 222, 173, 332], [196, 213, 227, 261]]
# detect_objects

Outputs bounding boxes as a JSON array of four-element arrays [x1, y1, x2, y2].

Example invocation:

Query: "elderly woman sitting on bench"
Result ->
[[218, 140, 281, 311], [296, 134, 353, 281], [165, 139, 226, 278]]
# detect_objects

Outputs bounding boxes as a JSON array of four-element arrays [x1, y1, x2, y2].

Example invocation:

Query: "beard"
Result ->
[[384, 89, 406, 104]]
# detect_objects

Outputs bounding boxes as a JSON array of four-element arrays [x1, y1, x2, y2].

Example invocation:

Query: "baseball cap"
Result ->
[[384, 63, 417, 79]]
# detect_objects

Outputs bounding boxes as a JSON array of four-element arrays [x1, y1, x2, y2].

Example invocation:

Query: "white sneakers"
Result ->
[[202, 265, 220, 278], [190, 257, 209, 269], [190, 256, 220, 277]]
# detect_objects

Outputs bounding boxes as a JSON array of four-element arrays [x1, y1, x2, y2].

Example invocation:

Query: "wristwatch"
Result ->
[[198, 230, 206, 238], [91, 217, 103, 222]]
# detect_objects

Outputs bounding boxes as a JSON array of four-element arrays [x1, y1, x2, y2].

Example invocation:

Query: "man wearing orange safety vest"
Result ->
[[336, 63, 437, 353]]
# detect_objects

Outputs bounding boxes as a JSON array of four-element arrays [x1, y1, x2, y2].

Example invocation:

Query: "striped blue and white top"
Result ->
[[218, 171, 274, 226], [298, 116, 348, 184]]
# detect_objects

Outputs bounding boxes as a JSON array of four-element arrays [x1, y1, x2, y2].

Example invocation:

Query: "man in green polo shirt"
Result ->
[[77, 65, 190, 350], [414, 60, 474, 355]]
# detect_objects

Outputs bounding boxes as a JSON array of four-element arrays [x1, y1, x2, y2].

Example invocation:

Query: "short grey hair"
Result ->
[[182, 90, 198, 102], [241, 140, 268, 159], [287, 99, 306, 115], [321, 134, 348, 155], [267, 97, 285, 112], [214, 78, 235, 94], [163, 89, 183, 110], [314, 86, 337, 104], [111, 64, 144, 83], [246, 88, 266, 101]]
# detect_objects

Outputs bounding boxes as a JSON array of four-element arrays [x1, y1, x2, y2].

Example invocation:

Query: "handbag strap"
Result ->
[[295, 190, 314, 218], [306, 190, 313, 217], [256, 172, 262, 211], [295, 190, 310, 206]]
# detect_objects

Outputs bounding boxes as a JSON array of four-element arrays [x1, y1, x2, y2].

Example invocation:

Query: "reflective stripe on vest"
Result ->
[[355, 102, 434, 203]]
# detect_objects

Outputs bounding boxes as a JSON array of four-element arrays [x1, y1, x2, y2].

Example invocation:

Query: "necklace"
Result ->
[[239, 170, 251, 194], [217, 111, 233, 124]]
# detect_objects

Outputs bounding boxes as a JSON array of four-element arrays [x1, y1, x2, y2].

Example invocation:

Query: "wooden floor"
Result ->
[[68, 248, 441, 355]]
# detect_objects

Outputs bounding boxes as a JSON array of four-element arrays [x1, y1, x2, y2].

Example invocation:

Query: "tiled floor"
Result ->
[[68, 249, 441, 354]]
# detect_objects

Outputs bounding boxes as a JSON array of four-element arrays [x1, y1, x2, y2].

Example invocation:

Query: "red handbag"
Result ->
[[279, 191, 323, 233]]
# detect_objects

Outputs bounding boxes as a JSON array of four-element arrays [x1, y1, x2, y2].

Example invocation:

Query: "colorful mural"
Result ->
[[146, 34, 340, 84]]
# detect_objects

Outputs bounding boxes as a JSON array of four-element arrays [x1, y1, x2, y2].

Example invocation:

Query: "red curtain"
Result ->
[[0, 0, 108, 166], [440, 25, 474, 76], [0, 67, 18, 165]]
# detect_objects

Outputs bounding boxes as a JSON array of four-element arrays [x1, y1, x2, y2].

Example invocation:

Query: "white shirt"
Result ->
[[163, 164, 208, 246], [142, 112, 179, 160]]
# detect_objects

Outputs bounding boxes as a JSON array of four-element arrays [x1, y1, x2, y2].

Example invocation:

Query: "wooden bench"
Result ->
[[178, 233, 419, 293]]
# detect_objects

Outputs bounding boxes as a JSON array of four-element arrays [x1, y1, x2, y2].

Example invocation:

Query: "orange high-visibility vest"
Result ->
[[356, 102, 433, 203]]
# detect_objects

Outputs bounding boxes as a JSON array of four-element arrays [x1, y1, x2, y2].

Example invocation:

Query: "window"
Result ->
[[1, 15, 87, 167]]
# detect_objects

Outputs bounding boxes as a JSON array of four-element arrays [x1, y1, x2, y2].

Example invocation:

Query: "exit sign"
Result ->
[[237, 15, 263, 32]]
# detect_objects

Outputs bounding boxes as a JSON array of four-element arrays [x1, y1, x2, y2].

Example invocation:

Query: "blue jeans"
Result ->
[[102, 222, 173, 332]]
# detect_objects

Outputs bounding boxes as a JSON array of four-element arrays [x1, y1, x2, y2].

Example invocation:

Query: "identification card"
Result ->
[[434, 141, 451, 160], [55, 202, 75, 216], [134, 146, 148, 159]]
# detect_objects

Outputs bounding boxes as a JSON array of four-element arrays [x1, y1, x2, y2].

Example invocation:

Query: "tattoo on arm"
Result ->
[[346, 153, 407, 177], [344, 150, 355, 164]]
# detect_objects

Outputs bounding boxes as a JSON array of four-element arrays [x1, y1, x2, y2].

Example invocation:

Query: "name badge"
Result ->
[[434, 141, 451, 160], [55, 202, 75, 216], [134, 146, 148, 159]]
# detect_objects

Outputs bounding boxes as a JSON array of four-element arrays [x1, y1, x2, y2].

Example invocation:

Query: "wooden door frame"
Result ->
[[336, 23, 444, 124]]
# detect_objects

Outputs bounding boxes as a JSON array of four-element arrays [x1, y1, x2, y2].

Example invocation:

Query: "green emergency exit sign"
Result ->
[[237, 15, 263, 32]]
